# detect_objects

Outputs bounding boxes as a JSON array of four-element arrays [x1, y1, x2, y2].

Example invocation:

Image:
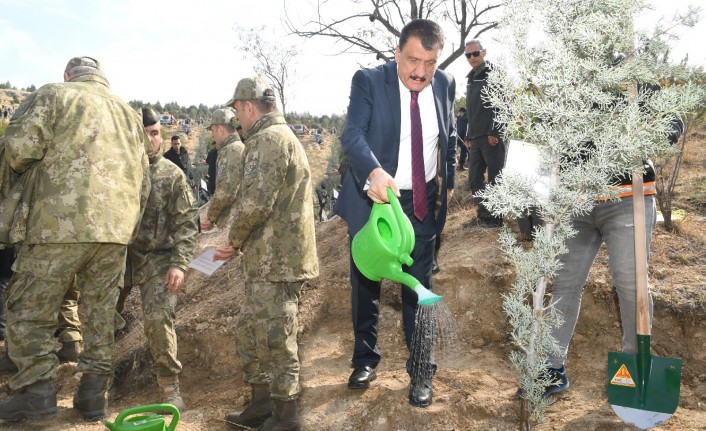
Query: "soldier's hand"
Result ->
[[367, 167, 399, 204], [201, 218, 214, 230], [213, 244, 242, 261], [165, 267, 185, 294]]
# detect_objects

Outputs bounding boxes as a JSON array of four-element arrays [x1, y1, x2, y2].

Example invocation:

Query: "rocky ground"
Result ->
[[0, 118, 705, 430]]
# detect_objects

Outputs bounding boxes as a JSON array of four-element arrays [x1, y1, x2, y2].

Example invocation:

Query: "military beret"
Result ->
[[142, 107, 160, 127], [205, 108, 236, 130], [64, 56, 106, 80], [226, 76, 276, 106]]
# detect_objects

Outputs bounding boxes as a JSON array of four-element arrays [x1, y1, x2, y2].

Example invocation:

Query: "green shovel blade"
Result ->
[[607, 336, 682, 429]]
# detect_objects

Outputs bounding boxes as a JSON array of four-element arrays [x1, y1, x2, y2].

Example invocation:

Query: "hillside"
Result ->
[[0, 119, 705, 430]]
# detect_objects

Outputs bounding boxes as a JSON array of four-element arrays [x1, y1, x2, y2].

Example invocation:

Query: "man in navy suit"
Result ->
[[335, 19, 456, 408]]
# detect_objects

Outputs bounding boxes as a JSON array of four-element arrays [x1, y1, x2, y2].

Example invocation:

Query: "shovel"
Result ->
[[607, 173, 682, 429]]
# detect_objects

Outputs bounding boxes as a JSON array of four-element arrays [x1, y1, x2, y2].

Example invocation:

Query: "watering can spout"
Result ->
[[351, 187, 442, 306]]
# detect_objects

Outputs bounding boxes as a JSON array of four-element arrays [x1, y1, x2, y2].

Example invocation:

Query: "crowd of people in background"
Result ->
[[1, 105, 15, 122]]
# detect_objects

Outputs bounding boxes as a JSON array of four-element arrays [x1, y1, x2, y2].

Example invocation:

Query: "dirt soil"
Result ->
[[1, 122, 705, 431]]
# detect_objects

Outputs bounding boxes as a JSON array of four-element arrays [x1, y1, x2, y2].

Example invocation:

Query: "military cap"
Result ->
[[226, 76, 276, 106], [64, 56, 106, 80], [142, 107, 160, 127], [205, 108, 236, 130]]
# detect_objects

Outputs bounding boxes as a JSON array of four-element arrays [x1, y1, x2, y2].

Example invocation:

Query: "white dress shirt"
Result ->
[[394, 76, 439, 190]]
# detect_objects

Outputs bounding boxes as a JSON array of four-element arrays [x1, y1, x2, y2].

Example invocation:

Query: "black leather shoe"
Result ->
[[409, 379, 432, 407], [348, 366, 376, 389], [431, 262, 440, 274]]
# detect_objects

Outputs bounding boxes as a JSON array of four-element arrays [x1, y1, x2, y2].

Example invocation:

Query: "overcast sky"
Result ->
[[1, 0, 703, 116]]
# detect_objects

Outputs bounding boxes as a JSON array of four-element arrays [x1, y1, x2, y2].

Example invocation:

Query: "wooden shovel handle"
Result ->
[[632, 172, 650, 336]]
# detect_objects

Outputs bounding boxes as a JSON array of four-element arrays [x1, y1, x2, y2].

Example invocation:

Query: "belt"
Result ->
[[595, 181, 656, 201]]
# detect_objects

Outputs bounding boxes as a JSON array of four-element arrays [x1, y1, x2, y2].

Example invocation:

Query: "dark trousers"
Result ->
[[468, 136, 505, 221], [349, 181, 437, 376], [457, 138, 468, 168]]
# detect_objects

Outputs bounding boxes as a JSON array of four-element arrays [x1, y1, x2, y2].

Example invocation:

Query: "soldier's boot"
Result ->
[[55, 340, 81, 363], [0, 380, 57, 421], [224, 383, 273, 429], [259, 399, 300, 431], [0, 348, 18, 375], [73, 373, 110, 421], [157, 375, 186, 411]]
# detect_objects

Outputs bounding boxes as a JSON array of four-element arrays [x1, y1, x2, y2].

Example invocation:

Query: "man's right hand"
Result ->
[[367, 167, 399, 203], [201, 218, 214, 231], [464, 139, 471, 149]]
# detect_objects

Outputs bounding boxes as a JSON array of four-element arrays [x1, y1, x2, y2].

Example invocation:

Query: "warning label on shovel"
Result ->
[[610, 364, 636, 387]]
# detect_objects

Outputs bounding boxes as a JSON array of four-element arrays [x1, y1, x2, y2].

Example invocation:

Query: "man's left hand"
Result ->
[[165, 267, 185, 294], [488, 135, 499, 146]]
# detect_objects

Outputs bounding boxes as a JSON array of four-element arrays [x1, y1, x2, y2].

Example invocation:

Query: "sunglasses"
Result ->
[[465, 50, 484, 59]]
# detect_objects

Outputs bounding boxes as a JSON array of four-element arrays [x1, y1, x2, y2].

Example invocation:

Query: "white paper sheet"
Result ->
[[188, 249, 227, 276]]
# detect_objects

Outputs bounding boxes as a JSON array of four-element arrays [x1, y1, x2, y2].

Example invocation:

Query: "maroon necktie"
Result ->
[[410, 91, 427, 221]]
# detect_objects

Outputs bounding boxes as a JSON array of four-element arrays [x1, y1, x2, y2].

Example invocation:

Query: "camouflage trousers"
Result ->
[[5, 243, 126, 390], [137, 272, 182, 377], [57, 279, 82, 343], [235, 281, 302, 400]]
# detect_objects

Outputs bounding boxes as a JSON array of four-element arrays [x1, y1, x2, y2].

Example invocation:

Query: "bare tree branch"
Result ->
[[235, 25, 298, 117], [284, 0, 501, 69]]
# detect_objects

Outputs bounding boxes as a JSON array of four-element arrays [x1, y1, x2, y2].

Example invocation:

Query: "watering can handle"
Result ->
[[386, 187, 414, 265], [108, 404, 180, 431]]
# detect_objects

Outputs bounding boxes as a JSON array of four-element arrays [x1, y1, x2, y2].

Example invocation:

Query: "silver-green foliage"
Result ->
[[480, 0, 705, 422]]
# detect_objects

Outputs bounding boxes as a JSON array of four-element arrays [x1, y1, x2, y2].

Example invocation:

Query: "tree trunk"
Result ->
[[663, 209, 673, 232], [519, 399, 532, 431]]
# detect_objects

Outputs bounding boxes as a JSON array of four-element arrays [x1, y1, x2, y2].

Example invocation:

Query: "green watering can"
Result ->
[[104, 404, 179, 431], [352, 187, 442, 306]]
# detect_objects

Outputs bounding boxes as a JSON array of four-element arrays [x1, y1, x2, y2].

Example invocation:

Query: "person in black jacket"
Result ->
[[204, 141, 217, 195], [540, 71, 684, 399], [163, 135, 191, 176], [456, 107, 469, 170], [464, 39, 504, 227]]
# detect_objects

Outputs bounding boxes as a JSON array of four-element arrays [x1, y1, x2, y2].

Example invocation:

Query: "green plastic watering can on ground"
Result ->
[[352, 187, 442, 306], [104, 404, 179, 431]]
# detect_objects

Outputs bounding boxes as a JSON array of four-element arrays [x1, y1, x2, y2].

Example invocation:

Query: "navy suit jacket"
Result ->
[[336, 61, 457, 236]]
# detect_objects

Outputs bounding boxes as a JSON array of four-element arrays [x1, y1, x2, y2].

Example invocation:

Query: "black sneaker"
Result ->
[[516, 366, 570, 399], [543, 366, 569, 397]]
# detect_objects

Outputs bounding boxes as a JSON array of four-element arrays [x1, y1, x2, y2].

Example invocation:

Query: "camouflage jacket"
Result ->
[[127, 153, 197, 284], [229, 112, 319, 282], [2, 74, 150, 244], [207, 133, 244, 226]]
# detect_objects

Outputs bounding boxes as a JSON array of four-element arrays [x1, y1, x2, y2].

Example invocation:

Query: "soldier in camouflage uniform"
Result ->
[[219, 77, 318, 431], [122, 108, 197, 411], [0, 56, 150, 422], [201, 108, 244, 230]]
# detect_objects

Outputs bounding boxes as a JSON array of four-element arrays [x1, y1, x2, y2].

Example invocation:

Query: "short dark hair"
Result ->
[[459, 107, 466, 113], [171, 135, 180, 142], [399, 19, 444, 51]]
